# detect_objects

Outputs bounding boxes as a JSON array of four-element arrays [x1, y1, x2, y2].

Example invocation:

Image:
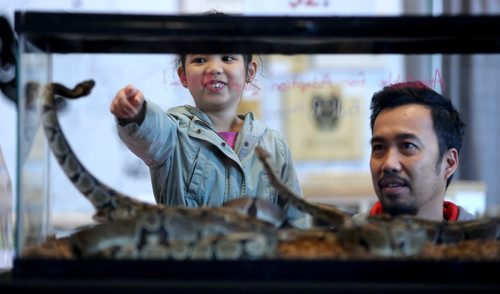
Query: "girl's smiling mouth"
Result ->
[[204, 80, 226, 92]]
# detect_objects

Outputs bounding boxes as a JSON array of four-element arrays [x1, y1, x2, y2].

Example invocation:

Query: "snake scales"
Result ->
[[36, 80, 499, 260]]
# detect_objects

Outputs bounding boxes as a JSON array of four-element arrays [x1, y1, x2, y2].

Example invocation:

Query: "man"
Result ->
[[353, 81, 475, 223]]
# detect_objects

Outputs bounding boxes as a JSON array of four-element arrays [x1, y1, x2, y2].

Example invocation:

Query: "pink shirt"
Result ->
[[218, 131, 238, 149]]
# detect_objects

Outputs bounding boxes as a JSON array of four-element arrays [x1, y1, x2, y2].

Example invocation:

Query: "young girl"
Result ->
[[110, 53, 306, 227]]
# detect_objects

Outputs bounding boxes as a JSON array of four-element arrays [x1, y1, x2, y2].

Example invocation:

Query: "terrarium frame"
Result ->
[[12, 11, 500, 290]]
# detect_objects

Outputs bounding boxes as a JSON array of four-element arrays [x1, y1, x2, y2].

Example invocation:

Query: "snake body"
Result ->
[[42, 81, 284, 224], [366, 214, 499, 244], [256, 145, 499, 253], [42, 80, 155, 222], [255, 146, 354, 230], [41, 80, 281, 259], [39, 80, 498, 259], [70, 210, 277, 260]]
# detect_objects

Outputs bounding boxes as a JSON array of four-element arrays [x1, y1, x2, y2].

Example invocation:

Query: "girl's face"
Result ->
[[177, 54, 256, 113]]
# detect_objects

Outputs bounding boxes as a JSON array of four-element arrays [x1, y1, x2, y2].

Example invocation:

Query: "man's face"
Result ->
[[370, 104, 453, 217]]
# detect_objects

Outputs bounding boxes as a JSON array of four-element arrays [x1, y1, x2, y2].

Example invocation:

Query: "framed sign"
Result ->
[[283, 83, 364, 161]]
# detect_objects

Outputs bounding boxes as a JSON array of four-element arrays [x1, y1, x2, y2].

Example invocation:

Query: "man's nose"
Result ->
[[381, 148, 402, 173]]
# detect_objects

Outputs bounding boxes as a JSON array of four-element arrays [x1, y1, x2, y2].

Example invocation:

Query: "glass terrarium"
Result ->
[[11, 11, 500, 288]]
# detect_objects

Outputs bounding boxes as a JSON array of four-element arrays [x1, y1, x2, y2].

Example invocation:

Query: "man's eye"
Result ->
[[401, 142, 417, 150], [400, 142, 419, 154], [371, 144, 384, 153]]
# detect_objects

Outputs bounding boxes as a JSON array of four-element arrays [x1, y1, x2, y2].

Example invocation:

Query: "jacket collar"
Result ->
[[239, 111, 267, 137], [169, 105, 267, 137], [169, 105, 213, 126]]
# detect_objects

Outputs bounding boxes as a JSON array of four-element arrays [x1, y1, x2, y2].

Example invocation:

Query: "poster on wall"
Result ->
[[283, 83, 364, 161]]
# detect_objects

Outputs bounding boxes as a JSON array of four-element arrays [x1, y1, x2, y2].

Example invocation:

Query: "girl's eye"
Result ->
[[222, 55, 236, 62], [191, 57, 206, 64]]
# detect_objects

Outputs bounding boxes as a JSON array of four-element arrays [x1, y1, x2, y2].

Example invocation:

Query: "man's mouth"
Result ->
[[379, 177, 408, 194]]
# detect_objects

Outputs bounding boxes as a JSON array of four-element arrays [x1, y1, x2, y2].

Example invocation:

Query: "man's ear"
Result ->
[[443, 148, 459, 180], [177, 67, 188, 88]]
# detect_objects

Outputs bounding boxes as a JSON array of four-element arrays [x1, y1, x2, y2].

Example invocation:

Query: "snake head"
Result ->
[[77, 80, 96, 96]]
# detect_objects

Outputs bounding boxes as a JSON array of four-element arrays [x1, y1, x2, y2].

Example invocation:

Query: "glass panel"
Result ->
[[15, 51, 497, 252], [16, 36, 51, 254]]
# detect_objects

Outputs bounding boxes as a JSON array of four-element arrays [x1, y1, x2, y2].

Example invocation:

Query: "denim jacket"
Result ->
[[117, 101, 305, 224]]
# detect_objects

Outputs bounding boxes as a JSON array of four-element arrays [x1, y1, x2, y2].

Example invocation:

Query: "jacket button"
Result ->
[[197, 129, 201, 134], [244, 142, 249, 147], [221, 142, 226, 147]]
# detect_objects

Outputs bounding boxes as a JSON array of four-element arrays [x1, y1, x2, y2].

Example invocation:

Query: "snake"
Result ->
[[41, 80, 287, 259], [70, 210, 277, 260], [256, 145, 499, 251], [39, 80, 498, 260], [41, 81, 285, 224]]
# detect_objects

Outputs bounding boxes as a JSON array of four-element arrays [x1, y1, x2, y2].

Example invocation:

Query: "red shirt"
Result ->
[[369, 200, 460, 221]]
